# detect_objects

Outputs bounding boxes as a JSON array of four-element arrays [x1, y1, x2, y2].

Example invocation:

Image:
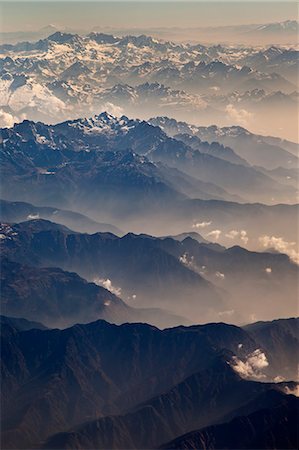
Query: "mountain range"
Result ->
[[0, 198, 122, 234], [161, 392, 298, 449], [0, 31, 298, 139], [150, 116, 298, 169], [1, 317, 298, 449], [1, 20, 298, 45], [1, 21, 298, 450], [1, 258, 187, 329], [1, 219, 297, 324], [1, 113, 298, 250]]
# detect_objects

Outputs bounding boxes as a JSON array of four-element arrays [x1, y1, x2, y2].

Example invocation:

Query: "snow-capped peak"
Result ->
[[67, 112, 139, 135]]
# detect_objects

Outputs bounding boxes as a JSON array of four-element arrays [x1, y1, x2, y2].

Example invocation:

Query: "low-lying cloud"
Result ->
[[284, 385, 299, 397], [259, 235, 299, 265], [179, 253, 198, 273], [101, 102, 124, 117], [93, 277, 122, 297], [225, 103, 253, 127], [215, 271, 225, 280], [179, 253, 191, 265], [230, 348, 269, 380], [207, 229, 222, 240], [27, 213, 40, 220], [192, 221, 212, 229], [0, 109, 22, 128], [225, 229, 248, 245], [225, 230, 239, 239], [218, 309, 234, 317]]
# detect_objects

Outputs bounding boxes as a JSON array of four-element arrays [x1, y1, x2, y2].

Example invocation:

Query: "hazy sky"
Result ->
[[0, 1, 297, 32]]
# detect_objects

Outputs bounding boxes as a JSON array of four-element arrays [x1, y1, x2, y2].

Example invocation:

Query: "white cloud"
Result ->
[[230, 349, 269, 380], [179, 253, 188, 265], [240, 230, 248, 245], [225, 103, 253, 127], [215, 271, 225, 280], [225, 229, 248, 245], [0, 110, 21, 128], [273, 375, 285, 382], [192, 221, 212, 229], [259, 235, 299, 265], [101, 102, 124, 117], [27, 213, 40, 220], [207, 229, 222, 240], [284, 385, 299, 397], [179, 253, 196, 271], [93, 277, 122, 296], [225, 230, 239, 239]]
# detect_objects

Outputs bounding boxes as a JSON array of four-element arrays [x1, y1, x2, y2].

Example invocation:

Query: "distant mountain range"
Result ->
[[1, 258, 187, 329], [0, 30, 298, 139], [0, 314, 47, 331], [1, 113, 297, 210], [1, 113, 298, 258], [1, 219, 297, 324], [1, 317, 298, 449], [104, 20, 299, 46], [150, 116, 298, 169], [1, 20, 298, 45], [0, 198, 122, 234]]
